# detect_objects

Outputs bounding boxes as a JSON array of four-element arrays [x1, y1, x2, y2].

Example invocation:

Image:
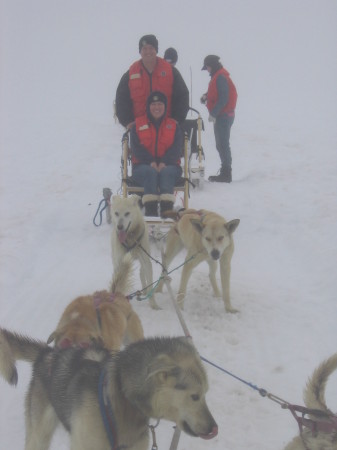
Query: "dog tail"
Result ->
[[110, 254, 134, 295], [0, 328, 48, 386], [304, 353, 337, 413]]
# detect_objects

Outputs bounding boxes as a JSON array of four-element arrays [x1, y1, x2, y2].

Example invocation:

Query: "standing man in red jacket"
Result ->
[[201, 55, 237, 183], [116, 35, 189, 130]]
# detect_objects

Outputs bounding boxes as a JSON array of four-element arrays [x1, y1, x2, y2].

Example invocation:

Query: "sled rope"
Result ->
[[93, 198, 109, 227], [161, 251, 195, 450], [160, 258, 337, 444], [199, 354, 337, 436], [127, 252, 200, 302], [93, 188, 112, 227]]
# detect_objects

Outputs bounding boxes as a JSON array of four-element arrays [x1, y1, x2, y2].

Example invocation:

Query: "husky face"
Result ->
[[191, 218, 240, 261], [110, 195, 143, 242]]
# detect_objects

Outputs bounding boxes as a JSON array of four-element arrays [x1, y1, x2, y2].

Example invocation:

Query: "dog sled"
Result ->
[[119, 107, 205, 238], [95, 108, 206, 242]]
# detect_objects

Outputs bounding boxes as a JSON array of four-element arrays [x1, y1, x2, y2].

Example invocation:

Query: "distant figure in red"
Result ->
[[201, 55, 237, 183]]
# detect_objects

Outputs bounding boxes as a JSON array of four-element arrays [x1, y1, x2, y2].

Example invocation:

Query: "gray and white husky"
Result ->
[[0, 329, 218, 450]]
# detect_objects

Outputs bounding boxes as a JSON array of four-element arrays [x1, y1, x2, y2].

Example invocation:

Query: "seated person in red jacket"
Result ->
[[130, 91, 183, 217]]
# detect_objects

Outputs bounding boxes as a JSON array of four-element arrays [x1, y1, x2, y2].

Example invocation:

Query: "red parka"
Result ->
[[129, 58, 173, 119], [132, 115, 179, 165], [207, 68, 237, 115]]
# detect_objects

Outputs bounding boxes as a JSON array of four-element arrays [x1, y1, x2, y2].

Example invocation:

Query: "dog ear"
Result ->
[[47, 331, 57, 344], [226, 219, 240, 234], [147, 354, 181, 383], [190, 218, 204, 234]]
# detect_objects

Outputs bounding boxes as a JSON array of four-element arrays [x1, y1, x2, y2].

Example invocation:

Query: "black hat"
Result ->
[[202, 55, 220, 70], [164, 47, 178, 64], [139, 34, 158, 53], [147, 91, 167, 108], [146, 91, 167, 119]]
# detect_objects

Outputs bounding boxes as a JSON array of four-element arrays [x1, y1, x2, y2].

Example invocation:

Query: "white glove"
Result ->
[[200, 93, 207, 104], [208, 114, 216, 123]]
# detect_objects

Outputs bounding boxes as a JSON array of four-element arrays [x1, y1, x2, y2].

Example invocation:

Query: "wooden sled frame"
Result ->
[[183, 108, 205, 188]]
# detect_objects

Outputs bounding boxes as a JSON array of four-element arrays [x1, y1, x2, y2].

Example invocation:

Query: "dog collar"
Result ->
[[119, 227, 145, 252]]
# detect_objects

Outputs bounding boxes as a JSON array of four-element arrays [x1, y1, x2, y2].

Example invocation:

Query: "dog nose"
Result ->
[[211, 249, 220, 260], [199, 424, 218, 440]]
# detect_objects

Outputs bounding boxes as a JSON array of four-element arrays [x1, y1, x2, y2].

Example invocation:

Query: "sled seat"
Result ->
[[121, 129, 190, 209]]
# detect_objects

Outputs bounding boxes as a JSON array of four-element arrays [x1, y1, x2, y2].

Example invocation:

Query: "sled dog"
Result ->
[[0, 331, 218, 450], [284, 353, 337, 450], [47, 254, 144, 351], [157, 209, 240, 312], [110, 195, 159, 309]]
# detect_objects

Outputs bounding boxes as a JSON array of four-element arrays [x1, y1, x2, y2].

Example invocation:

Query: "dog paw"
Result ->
[[225, 306, 239, 314], [150, 301, 162, 310]]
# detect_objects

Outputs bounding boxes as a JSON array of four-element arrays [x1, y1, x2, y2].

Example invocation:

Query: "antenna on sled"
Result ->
[[190, 66, 193, 115]]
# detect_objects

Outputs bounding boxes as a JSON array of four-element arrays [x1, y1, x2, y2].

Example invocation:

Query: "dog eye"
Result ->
[[217, 236, 224, 242], [115, 212, 119, 217], [191, 394, 200, 401], [205, 237, 211, 242], [124, 212, 130, 217]]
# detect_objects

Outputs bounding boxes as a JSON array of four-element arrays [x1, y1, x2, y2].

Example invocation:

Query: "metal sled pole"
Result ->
[[197, 113, 203, 165], [183, 132, 189, 209], [122, 131, 129, 198], [163, 248, 195, 450], [169, 427, 181, 450]]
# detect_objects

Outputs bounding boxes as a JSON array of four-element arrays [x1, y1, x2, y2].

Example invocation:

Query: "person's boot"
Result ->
[[143, 194, 159, 217], [144, 201, 158, 216], [160, 194, 175, 217], [208, 166, 232, 183]]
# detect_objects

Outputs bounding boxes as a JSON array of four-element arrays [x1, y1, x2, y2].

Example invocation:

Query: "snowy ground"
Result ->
[[1, 1, 337, 449]]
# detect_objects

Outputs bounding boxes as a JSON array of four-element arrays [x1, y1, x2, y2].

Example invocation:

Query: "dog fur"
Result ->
[[157, 208, 240, 312], [110, 195, 159, 309], [47, 254, 144, 351], [0, 331, 218, 450], [284, 353, 337, 450]]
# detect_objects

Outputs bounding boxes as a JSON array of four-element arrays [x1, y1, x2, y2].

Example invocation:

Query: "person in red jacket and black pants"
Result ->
[[130, 91, 183, 217], [201, 55, 238, 183], [116, 34, 189, 130]]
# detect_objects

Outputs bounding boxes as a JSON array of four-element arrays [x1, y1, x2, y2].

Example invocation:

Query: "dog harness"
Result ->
[[117, 224, 145, 252], [93, 292, 117, 332], [98, 369, 123, 450], [287, 403, 337, 449], [98, 369, 160, 450]]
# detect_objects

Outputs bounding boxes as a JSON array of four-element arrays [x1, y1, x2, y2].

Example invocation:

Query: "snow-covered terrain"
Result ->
[[1, 1, 337, 449]]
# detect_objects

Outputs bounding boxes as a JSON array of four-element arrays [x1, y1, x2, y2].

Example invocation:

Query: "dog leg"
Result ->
[[156, 229, 184, 293], [125, 311, 145, 344], [140, 255, 160, 309], [207, 260, 221, 297], [70, 394, 109, 450], [25, 380, 59, 450], [219, 253, 238, 313], [177, 253, 205, 308]]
